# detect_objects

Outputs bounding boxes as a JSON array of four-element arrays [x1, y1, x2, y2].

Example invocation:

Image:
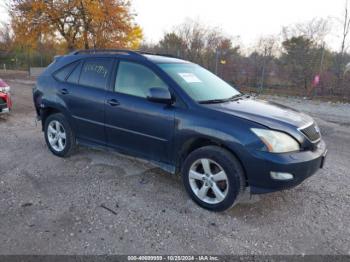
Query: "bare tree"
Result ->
[[0, 23, 12, 48], [335, 0, 350, 89], [282, 18, 331, 46], [254, 36, 279, 90], [176, 20, 208, 64], [0, 0, 11, 45], [157, 19, 235, 72], [340, 0, 350, 60]]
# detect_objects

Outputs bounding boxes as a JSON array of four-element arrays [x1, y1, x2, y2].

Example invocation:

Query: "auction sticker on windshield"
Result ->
[[178, 73, 202, 83]]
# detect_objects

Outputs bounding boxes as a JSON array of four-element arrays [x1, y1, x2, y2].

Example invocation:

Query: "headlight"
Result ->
[[0, 86, 10, 93], [251, 128, 300, 153]]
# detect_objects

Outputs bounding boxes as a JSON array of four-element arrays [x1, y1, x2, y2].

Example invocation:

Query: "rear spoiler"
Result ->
[[46, 55, 63, 69], [53, 55, 63, 63]]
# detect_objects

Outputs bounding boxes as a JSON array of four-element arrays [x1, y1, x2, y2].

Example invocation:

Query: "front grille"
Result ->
[[300, 122, 321, 142]]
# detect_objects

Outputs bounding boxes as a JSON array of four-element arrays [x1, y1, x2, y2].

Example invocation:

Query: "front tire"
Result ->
[[182, 146, 245, 212], [44, 113, 76, 157]]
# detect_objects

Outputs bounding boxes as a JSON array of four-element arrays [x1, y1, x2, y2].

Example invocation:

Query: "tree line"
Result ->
[[141, 14, 350, 99], [0, 0, 142, 68], [1, 0, 350, 99]]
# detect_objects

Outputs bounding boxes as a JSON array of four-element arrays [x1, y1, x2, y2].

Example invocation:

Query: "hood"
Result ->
[[203, 97, 314, 131]]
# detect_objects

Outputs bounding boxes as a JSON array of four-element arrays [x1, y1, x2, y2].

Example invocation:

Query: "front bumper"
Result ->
[[246, 140, 327, 194]]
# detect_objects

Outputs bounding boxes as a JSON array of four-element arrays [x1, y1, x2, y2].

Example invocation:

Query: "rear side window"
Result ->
[[54, 62, 78, 81], [67, 62, 82, 84], [79, 59, 113, 89]]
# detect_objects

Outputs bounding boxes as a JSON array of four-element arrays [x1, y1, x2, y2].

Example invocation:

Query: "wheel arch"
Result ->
[[176, 137, 248, 184], [40, 105, 72, 131]]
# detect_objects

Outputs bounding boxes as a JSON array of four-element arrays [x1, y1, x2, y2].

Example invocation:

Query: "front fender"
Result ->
[[173, 107, 265, 175]]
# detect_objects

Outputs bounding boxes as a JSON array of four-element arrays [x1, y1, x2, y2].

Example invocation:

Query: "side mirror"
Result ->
[[147, 88, 174, 104]]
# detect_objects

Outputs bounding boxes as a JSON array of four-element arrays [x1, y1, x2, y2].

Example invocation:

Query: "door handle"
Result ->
[[107, 99, 120, 106], [60, 88, 69, 95]]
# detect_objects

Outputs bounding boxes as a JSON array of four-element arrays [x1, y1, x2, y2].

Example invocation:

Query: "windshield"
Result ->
[[159, 63, 240, 103]]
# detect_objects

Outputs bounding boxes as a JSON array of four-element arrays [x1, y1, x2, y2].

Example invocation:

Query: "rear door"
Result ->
[[57, 58, 114, 144]]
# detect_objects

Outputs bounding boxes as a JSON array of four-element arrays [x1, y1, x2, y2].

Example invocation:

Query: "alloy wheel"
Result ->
[[188, 158, 229, 204], [47, 120, 66, 152]]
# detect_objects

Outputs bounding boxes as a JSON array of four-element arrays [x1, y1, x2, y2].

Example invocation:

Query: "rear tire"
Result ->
[[44, 113, 76, 157], [182, 146, 245, 212]]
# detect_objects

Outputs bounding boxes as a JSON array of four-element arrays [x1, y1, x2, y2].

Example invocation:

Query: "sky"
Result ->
[[0, 1, 9, 24], [132, 0, 347, 50], [0, 0, 347, 50]]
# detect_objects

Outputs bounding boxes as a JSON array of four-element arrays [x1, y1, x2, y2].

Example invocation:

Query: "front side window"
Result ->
[[79, 59, 113, 89], [115, 61, 168, 98], [159, 63, 240, 103]]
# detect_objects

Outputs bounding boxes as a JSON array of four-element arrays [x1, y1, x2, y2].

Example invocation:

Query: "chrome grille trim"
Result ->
[[298, 122, 321, 143]]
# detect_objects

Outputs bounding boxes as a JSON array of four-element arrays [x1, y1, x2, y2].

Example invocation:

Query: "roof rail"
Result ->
[[70, 49, 145, 58], [69, 49, 182, 61]]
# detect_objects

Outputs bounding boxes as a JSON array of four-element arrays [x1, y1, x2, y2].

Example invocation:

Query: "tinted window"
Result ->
[[54, 62, 78, 81], [79, 59, 113, 89], [67, 62, 82, 84], [115, 61, 168, 98]]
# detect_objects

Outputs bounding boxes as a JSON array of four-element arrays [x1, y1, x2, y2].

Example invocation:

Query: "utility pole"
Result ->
[[308, 42, 325, 97], [215, 49, 220, 75], [260, 48, 267, 92], [319, 42, 326, 73], [259, 46, 269, 93]]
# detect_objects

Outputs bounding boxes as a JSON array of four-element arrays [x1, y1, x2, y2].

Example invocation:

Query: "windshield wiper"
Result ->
[[199, 98, 231, 104], [199, 93, 247, 104], [228, 94, 244, 101]]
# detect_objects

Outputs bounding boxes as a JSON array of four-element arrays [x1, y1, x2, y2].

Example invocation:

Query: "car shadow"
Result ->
[[68, 146, 308, 223], [226, 186, 308, 223]]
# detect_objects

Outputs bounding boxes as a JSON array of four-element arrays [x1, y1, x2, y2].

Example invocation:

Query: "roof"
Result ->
[[143, 54, 189, 64]]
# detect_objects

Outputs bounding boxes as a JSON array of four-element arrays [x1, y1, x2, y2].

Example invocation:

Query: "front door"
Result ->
[[105, 60, 175, 163]]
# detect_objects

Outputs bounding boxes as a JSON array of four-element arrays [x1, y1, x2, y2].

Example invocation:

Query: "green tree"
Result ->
[[281, 36, 322, 90], [157, 33, 186, 57]]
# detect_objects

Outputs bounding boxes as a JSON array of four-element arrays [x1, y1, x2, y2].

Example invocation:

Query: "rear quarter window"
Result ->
[[53, 62, 79, 81], [67, 62, 82, 84]]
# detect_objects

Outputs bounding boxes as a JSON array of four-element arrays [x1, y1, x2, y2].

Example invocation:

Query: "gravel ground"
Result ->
[[0, 79, 350, 255]]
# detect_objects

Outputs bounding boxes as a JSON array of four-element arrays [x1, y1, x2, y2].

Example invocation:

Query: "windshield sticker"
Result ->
[[178, 73, 202, 83]]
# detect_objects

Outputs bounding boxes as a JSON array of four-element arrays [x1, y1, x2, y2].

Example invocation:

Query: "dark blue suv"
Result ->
[[33, 49, 327, 211]]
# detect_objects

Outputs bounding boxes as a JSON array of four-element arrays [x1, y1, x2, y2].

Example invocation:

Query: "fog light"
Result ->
[[270, 172, 294, 181]]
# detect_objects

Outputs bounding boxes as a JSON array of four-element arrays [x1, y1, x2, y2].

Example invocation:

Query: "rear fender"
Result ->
[[39, 102, 74, 132]]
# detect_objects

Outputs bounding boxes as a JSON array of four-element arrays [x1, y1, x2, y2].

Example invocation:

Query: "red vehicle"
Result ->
[[0, 79, 12, 114]]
